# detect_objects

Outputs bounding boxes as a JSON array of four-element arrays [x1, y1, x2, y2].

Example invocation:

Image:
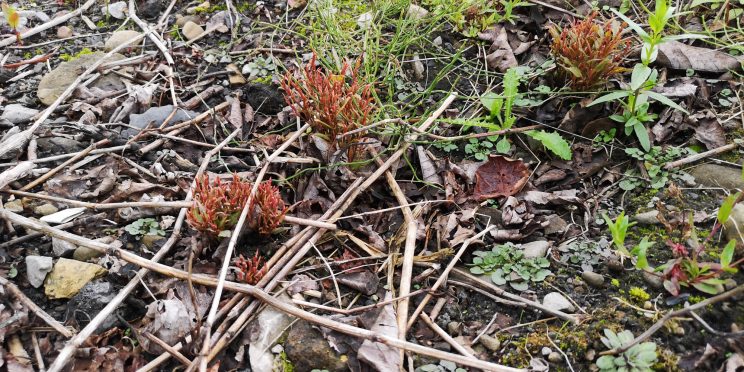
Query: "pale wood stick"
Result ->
[[20, 139, 108, 191], [664, 142, 739, 170], [0, 0, 97, 47], [406, 226, 498, 330], [0, 146, 129, 168], [32, 332, 45, 372], [141, 331, 191, 366], [0, 210, 526, 372], [128, 0, 174, 65], [0, 276, 73, 338], [420, 312, 475, 358]]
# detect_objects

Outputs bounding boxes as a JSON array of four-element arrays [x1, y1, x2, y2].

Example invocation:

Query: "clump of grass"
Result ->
[[187, 174, 287, 238], [281, 53, 374, 161], [549, 12, 630, 90]]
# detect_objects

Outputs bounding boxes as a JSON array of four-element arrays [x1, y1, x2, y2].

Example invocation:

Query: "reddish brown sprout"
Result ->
[[549, 13, 630, 90], [281, 53, 374, 161], [234, 252, 266, 285]]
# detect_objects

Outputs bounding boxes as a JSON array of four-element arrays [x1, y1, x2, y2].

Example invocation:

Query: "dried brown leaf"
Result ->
[[473, 156, 529, 201]]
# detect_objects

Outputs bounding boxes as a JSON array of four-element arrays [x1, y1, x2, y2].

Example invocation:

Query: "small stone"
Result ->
[[37, 52, 127, 106], [175, 14, 200, 27], [1, 104, 40, 124], [25, 256, 53, 288], [336, 270, 379, 295], [689, 164, 744, 192], [634, 210, 660, 225], [34, 203, 58, 216], [407, 4, 429, 19], [548, 352, 562, 363], [4, 199, 24, 212], [522, 240, 549, 258], [643, 301, 653, 310], [271, 344, 284, 354], [724, 204, 744, 246], [102, 1, 128, 19], [724, 278, 738, 291], [581, 271, 605, 288], [104, 30, 142, 52], [542, 292, 575, 313], [57, 26, 73, 38], [585, 349, 596, 361], [182, 21, 204, 41], [226, 64, 246, 85], [642, 271, 664, 289], [672, 324, 685, 336], [544, 215, 568, 235], [52, 237, 77, 257], [142, 234, 165, 249], [607, 258, 624, 273], [65, 280, 118, 331], [285, 320, 348, 372], [73, 246, 104, 261], [44, 258, 107, 299], [478, 335, 501, 352], [447, 321, 461, 336], [541, 346, 552, 356]]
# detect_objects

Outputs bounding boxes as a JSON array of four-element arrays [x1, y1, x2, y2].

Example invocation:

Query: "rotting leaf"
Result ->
[[479, 26, 518, 72], [657, 41, 744, 73], [357, 292, 401, 371], [473, 155, 529, 201]]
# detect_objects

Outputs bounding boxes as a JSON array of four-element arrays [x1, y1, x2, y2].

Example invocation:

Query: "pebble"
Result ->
[[607, 258, 624, 273], [175, 14, 200, 27], [724, 204, 744, 246], [182, 21, 204, 41], [642, 271, 664, 289], [522, 240, 549, 258], [541, 346, 552, 356], [479, 335, 501, 352], [581, 270, 605, 288], [548, 352, 562, 363], [1, 104, 40, 124], [689, 164, 744, 192], [37, 52, 127, 106], [25, 256, 53, 288], [65, 280, 118, 331], [447, 321, 461, 336], [57, 26, 73, 39], [34, 203, 58, 216], [634, 210, 660, 225], [4, 199, 24, 212], [52, 237, 77, 257], [643, 301, 653, 310], [542, 292, 575, 313], [104, 30, 142, 51], [102, 1, 128, 19], [407, 4, 429, 19], [44, 258, 107, 299], [585, 349, 596, 361]]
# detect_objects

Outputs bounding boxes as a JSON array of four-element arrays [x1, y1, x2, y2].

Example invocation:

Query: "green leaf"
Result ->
[[525, 130, 572, 160], [692, 281, 723, 294], [634, 121, 651, 151], [589, 91, 631, 107], [718, 192, 740, 224], [480, 92, 501, 114], [611, 9, 650, 38], [661, 33, 709, 42], [630, 64, 653, 90], [631, 237, 653, 270], [644, 91, 689, 113], [496, 137, 511, 153], [721, 239, 736, 268]]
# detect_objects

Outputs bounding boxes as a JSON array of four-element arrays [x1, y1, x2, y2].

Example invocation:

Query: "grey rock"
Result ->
[[284, 320, 347, 372], [65, 280, 118, 332], [581, 271, 605, 288], [37, 52, 127, 106], [73, 246, 104, 262], [57, 26, 73, 39], [4, 199, 23, 212], [634, 210, 660, 225], [104, 30, 142, 51], [541, 346, 552, 356], [36, 137, 84, 154], [544, 215, 568, 235], [25, 256, 53, 288], [175, 14, 200, 27], [407, 4, 429, 19], [247, 297, 295, 372], [34, 203, 58, 216], [642, 270, 664, 289], [479, 335, 501, 352], [689, 164, 744, 192], [542, 292, 575, 313], [126, 105, 198, 137], [1, 104, 39, 124], [585, 349, 596, 361], [548, 351, 562, 363], [52, 237, 77, 257], [447, 321, 461, 336], [102, 1, 127, 19], [724, 204, 744, 246], [182, 21, 204, 41], [522, 240, 549, 258]]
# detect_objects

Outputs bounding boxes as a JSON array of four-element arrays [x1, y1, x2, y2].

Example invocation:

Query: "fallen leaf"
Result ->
[[694, 117, 726, 150], [479, 26, 518, 72], [138, 299, 194, 354], [657, 41, 743, 73], [357, 292, 401, 371], [473, 155, 529, 201]]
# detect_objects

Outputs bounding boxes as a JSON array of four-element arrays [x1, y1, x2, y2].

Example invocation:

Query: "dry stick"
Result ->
[[128, 0, 174, 65], [141, 331, 191, 366], [664, 142, 739, 170], [600, 284, 744, 356], [20, 139, 108, 191], [0, 211, 526, 372], [198, 123, 311, 371], [0, 277, 73, 338], [420, 312, 475, 358], [0, 0, 97, 47], [44, 128, 246, 372], [406, 226, 497, 330], [0, 214, 102, 249], [202, 94, 457, 362], [137, 335, 192, 372], [31, 332, 45, 372], [0, 146, 130, 168]]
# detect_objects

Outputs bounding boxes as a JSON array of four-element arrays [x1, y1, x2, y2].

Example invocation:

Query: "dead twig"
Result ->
[[0, 276, 74, 338]]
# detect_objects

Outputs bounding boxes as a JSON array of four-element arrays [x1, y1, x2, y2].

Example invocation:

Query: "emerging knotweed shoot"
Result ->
[[187, 175, 287, 238], [281, 53, 374, 161], [549, 13, 630, 90], [234, 252, 266, 285], [1, 2, 21, 44]]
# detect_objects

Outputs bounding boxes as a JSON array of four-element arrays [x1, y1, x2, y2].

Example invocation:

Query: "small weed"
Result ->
[[597, 329, 657, 371], [243, 55, 278, 80], [549, 12, 630, 90], [234, 252, 266, 285], [620, 146, 687, 190], [59, 47, 94, 62], [558, 239, 612, 271], [469, 242, 552, 291], [628, 286, 650, 301], [464, 135, 501, 160], [125, 218, 165, 238]]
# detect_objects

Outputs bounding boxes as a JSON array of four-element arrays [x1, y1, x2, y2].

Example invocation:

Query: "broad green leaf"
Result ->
[[525, 130, 572, 160], [634, 121, 651, 151], [496, 137, 511, 153], [596, 356, 615, 369], [632, 237, 653, 270], [692, 281, 723, 294], [588, 91, 631, 107], [661, 33, 709, 42], [480, 92, 501, 114], [721, 239, 736, 268], [630, 64, 653, 90], [718, 192, 740, 223], [644, 91, 689, 113]]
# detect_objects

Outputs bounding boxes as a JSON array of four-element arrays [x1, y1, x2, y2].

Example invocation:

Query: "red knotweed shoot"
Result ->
[[234, 252, 266, 285], [549, 13, 630, 90], [187, 175, 287, 238], [281, 53, 374, 161]]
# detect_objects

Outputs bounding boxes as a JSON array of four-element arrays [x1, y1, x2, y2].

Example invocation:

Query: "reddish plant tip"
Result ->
[[187, 175, 287, 238], [549, 12, 630, 90], [234, 252, 266, 285], [281, 53, 374, 161]]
